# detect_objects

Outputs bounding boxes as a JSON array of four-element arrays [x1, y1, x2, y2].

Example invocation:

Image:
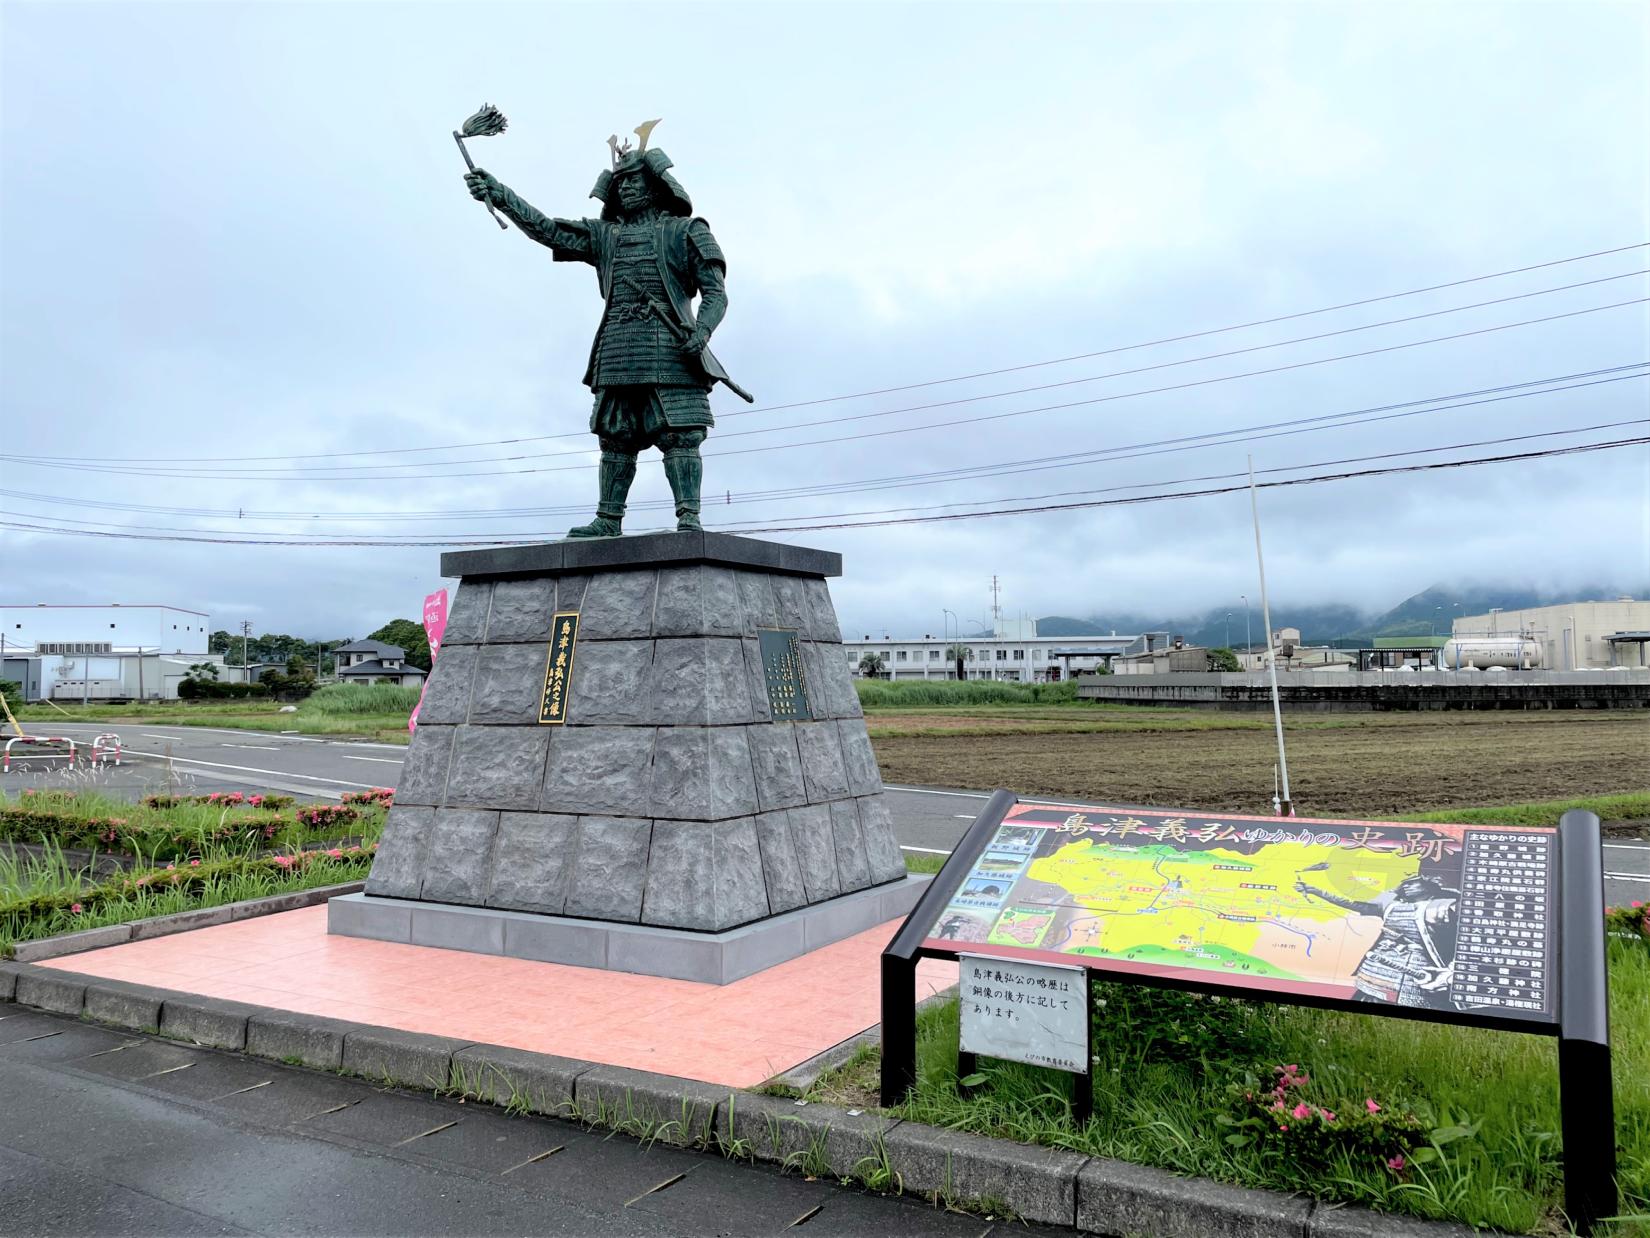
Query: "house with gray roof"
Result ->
[[333, 639, 427, 687]]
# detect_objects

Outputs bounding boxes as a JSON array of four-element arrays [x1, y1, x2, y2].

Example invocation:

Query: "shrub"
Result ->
[[295, 803, 359, 830], [1217, 1065, 1427, 1181], [142, 792, 294, 811], [341, 787, 394, 808]]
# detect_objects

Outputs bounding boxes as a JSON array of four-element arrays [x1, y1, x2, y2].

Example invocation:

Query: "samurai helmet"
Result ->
[[590, 118, 692, 220]]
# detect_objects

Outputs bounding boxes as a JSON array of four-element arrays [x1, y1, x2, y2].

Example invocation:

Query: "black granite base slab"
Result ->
[[439, 532, 842, 581]]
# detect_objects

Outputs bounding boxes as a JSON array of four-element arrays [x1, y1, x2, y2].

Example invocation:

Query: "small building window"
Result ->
[[1012, 650, 1023, 660], [928, 649, 941, 660], [995, 649, 1008, 661], [896, 651, 908, 662]]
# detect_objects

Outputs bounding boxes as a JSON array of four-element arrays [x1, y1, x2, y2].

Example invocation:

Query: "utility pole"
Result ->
[[989, 576, 1002, 636], [240, 620, 253, 676], [1225, 612, 1231, 649], [1241, 595, 1252, 665], [1248, 456, 1292, 817]]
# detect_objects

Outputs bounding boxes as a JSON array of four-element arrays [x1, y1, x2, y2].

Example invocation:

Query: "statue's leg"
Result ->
[[659, 429, 706, 532], [568, 392, 641, 539]]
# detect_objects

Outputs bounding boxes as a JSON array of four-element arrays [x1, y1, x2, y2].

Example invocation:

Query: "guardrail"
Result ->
[[2, 736, 78, 772], [90, 733, 123, 766]]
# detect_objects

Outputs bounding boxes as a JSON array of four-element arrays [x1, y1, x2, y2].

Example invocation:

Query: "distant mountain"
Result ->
[[1038, 582, 1646, 649]]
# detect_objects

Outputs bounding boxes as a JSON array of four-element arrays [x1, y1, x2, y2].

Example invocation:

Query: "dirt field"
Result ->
[[870, 709, 1649, 818]]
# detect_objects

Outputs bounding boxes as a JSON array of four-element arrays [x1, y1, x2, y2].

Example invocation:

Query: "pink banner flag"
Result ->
[[408, 588, 450, 733]]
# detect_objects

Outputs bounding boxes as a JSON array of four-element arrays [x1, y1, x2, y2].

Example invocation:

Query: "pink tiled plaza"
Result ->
[[42, 907, 956, 1088]]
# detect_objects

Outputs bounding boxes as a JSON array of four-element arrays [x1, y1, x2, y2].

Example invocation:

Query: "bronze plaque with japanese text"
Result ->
[[758, 627, 812, 722], [538, 612, 579, 724]]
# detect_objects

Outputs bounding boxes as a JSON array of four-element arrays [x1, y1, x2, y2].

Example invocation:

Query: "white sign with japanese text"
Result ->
[[959, 955, 1089, 1075]]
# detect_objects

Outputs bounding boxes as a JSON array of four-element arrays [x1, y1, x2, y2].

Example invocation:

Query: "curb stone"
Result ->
[[12, 925, 135, 962], [0, 960, 1507, 1238], [884, 1120, 1088, 1227], [131, 905, 234, 940], [450, 1043, 591, 1117]]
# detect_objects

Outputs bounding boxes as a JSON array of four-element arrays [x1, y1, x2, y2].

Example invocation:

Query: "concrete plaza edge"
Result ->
[[1, 948, 1480, 1238]]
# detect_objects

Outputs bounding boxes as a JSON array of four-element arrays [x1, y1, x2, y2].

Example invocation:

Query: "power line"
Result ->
[[9, 240, 1645, 466], [10, 298, 1646, 483], [4, 362, 1644, 520], [3, 434, 1643, 546]]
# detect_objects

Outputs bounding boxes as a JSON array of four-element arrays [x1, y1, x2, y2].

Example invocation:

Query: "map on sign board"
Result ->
[[923, 804, 1556, 1025]]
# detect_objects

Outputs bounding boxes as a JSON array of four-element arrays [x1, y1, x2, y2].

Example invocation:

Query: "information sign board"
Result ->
[[757, 628, 812, 721], [924, 803, 1557, 1026], [959, 955, 1089, 1075], [537, 613, 579, 725]]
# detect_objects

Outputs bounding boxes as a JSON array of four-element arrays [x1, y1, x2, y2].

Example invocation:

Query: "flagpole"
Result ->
[[1249, 455, 1293, 816]]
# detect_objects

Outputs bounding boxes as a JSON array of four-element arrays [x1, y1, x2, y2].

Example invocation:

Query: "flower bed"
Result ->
[[142, 792, 294, 811]]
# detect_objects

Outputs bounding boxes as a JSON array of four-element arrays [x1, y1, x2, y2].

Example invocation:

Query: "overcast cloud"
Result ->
[[2, 2, 1647, 641]]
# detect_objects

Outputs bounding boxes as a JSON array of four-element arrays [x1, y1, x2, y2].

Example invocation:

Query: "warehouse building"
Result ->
[[843, 621, 1139, 681], [0, 603, 221, 701], [1451, 597, 1649, 670]]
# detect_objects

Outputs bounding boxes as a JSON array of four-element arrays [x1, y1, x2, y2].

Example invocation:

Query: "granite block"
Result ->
[[82, 979, 168, 1033], [734, 572, 780, 633], [411, 903, 505, 954], [451, 1043, 591, 1117], [884, 1122, 1086, 1227], [837, 719, 882, 796], [414, 644, 478, 726], [541, 726, 655, 816], [739, 637, 774, 723], [418, 808, 500, 904], [770, 574, 812, 635], [555, 573, 590, 612], [502, 915, 609, 968], [800, 577, 843, 644], [653, 565, 744, 638], [440, 542, 562, 579], [442, 532, 840, 580], [829, 799, 872, 892], [160, 994, 262, 1050], [812, 643, 863, 719], [364, 805, 434, 898], [444, 725, 550, 811], [567, 639, 653, 726], [714, 816, 770, 927], [342, 1027, 471, 1091], [721, 1092, 899, 1174], [393, 724, 455, 808], [484, 811, 577, 914], [442, 579, 493, 645], [746, 723, 807, 811], [794, 721, 849, 802], [1076, 1156, 1312, 1237], [0, 960, 22, 1000], [564, 816, 652, 922], [641, 820, 717, 930], [795, 639, 831, 719], [650, 638, 752, 726], [787, 803, 841, 901], [753, 810, 808, 913], [327, 892, 412, 942], [651, 727, 758, 820], [485, 576, 557, 643], [247, 1010, 356, 1071], [577, 569, 657, 639], [468, 642, 550, 725], [16, 970, 86, 1016], [11, 925, 133, 961], [857, 795, 907, 884], [129, 906, 231, 940]]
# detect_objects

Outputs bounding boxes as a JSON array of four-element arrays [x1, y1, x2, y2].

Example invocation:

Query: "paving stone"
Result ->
[[246, 1010, 357, 1070], [541, 726, 655, 816], [753, 810, 808, 913], [640, 820, 717, 929], [577, 569, 657, 639], [484, 811, 577, 915], [413, 644, 477, 726], [857, 795, 908, 884], [81, 979, 168, 1033], [566, 638, 653, 726], [450, 1042, 592, 1117], [442, 578, 493, 645], [571, 1063, 730, 1148], [739, 637, 774, 722], [721, 1091, 900, 1174], [649, 638, 751, 726], [829, 799, 872, 892], [884, 1121, 1087, 1227], [714, 816, 770, 926], [15, 970, 85, 1016], [342, 1027, 472, 1091], [653, 565, 744, 637], [417, 808, 500, 904], [746, 722, 807, 811], [837, 718, 882, 796], [484, 576, 557, 643], [795, 721, 850, 802], [365, 805, 434, 898], [468, 642, 550, 725], [801, 577, 843, 644], [555, 573, 590, 612], [1077, 1156, 1310, 1236], [651, 727, 758, 820], [563, 816, 652, 922], [734, 571, 780, 633], [159, 994, 262, 1050], [392, 725, 454, 808], [787, 803, 841, 901], [444, 725, 550, 811]]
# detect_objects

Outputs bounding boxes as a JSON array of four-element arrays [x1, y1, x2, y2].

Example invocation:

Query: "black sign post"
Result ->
[[881, 795, 1618, 1235]]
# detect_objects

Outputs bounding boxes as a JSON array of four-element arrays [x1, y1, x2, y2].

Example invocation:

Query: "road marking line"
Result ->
[[1606, 872, 1649, 884], [1604, 843, 1649, 851], [393, 1120, 459, 1145], [222, 745, 281, 751], [900, 845, 952, 855], [625, 1172, 687, 1206], [112, 747, 383, 789], [886, 785, 991, 799], [341, 755, 403, 765], [502, 1146, 565, 1174]]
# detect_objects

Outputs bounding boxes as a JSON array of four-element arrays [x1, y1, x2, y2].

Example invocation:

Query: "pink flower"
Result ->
[[1278, 1124, 1288, 1132], [70, 902, 83, 914], [1282, 1064, 1298, 1074], [166, 863, 176, 871], [1291, 1103, 1311, 1120], [1366, 1099, 1381, 1114], [1633, 901, 1644, 909], [189, 859, 201, 867], [1387, 1155, 1406, 1172], [1322, 1111, 1335, 1123]]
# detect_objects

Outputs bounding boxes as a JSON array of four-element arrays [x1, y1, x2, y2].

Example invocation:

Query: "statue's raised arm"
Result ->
[[465, 170, 595, 262]]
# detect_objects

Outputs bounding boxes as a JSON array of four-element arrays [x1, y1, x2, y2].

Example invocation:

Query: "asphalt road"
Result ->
[[0, 1006, 1050, 1238], [4, 719, 1647, 904]]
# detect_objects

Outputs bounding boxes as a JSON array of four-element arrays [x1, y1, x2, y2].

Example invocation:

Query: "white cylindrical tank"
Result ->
[[1439, 637, 1543, 669]]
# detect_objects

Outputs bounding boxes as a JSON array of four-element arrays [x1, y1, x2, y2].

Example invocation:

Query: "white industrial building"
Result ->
[[1451, 597, 1649, 670], [842, 620, 1141, 681], [0, 604, 222, 701]]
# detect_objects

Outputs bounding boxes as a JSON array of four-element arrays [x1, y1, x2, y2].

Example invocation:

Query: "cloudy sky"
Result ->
[[3, 2, 1647, 642]]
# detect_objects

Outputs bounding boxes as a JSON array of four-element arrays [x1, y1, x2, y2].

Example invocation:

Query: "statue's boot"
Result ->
[[662, 444, 704, 532], [567, 450, 637, 539]]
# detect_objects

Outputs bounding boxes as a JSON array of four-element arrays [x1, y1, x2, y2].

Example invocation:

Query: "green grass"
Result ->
[[855, 680, 1079, 707], [10, 683, 418, 743], [300, 683, 422, 716], [1400, 792, 1650, 828]]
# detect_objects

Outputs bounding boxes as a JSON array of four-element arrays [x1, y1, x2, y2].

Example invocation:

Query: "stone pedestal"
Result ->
[[330, 532, 926, 982]]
